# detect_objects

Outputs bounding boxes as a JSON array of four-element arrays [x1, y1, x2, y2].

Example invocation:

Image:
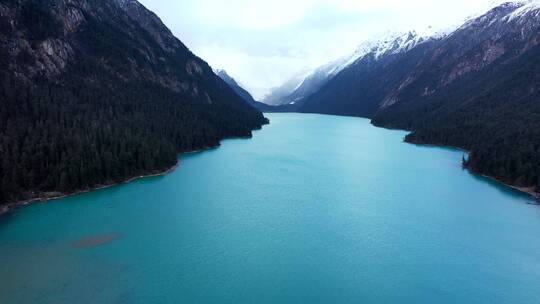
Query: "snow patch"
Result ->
[[505, 0, 540, 20]]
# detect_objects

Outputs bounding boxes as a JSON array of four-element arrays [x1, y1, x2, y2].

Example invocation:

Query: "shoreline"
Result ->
[[0, 123, 268, 217], [368, 120, 540, 202], [0, 162, 181, 217], [2, 115, 537, 216], [284, 115, 540, 202], [0, 145, 222, 216], [404, 137, 540, 202], [474, 170, 540, 202]]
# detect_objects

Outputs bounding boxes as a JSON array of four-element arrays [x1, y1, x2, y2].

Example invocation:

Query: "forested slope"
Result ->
[[373, 43, 540, 193], [0, 0, 267, 204]]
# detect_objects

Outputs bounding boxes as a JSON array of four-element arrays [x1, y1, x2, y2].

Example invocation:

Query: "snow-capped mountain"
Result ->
[[266, 30, 435, 107], [506, 0, 540, 18], [261, 74, 306, 106], [264, 0, 539, 109], [351, 31, 430, 62], [295, 0, 540, 194], [299, 0, 540, 115]]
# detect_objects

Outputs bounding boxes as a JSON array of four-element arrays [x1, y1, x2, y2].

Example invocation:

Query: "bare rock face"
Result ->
[[186, 60, 203, 76], [0, 1, 84, 80], [37, 38, 73, 74], [115, 0, 183, 53], [0, 0, 229, 101], [62, 5, 86, 33]]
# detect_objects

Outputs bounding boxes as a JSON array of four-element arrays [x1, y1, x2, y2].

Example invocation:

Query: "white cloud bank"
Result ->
[[139, 0, 506, 99]]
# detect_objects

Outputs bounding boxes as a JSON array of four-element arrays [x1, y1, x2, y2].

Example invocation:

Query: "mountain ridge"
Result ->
[[215, 69, 283, 112]]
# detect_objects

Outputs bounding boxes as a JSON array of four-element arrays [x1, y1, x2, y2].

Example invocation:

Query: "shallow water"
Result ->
[[1, 113, 539, 303]]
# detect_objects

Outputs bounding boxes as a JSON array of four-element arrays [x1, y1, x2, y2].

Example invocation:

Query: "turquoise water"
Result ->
[[1, 113, 540, 303]]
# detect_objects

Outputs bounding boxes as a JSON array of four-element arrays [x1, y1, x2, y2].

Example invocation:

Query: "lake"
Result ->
[[1, 113, 540, 303]]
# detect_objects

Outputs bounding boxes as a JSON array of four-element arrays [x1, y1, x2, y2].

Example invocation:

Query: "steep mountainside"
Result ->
[[279, 31, 430, 109], [373, 2, 540, 195], [261, 74, 305, 106], [0, 0, 267, 205], [216, 69, 257, 105], [299, 31, 434, 116], [215, 69, 274, 111], [373, 42, 540, 194], [272, 58, 349, 107], [216, 69, 287, 112], [299, 1, 540, 196]]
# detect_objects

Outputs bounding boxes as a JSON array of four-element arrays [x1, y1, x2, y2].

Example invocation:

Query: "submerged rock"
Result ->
[[72, 233, 121, 249]]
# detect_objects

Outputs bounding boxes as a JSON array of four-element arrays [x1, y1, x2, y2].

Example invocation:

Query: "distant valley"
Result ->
[[1, 0, 539, 206], [246, 1, 540, 198]]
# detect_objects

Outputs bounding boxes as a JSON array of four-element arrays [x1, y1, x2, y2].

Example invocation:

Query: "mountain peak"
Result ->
[[215, 69, 231, 80], [505, 0, 540, 20], [216, 69, 259, 106]]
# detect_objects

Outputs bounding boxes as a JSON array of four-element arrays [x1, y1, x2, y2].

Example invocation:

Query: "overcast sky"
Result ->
[[138, 0, 505, 99]]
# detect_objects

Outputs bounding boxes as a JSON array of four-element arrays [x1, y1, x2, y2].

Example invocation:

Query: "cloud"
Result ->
[[139, 0, 505, 99]]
